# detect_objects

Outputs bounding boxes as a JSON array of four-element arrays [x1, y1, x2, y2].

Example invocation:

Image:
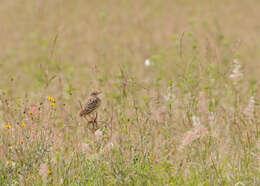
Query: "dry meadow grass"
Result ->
[[0, 0, 259, 185]]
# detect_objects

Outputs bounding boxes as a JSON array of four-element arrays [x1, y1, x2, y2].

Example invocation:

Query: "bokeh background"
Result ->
[[1, 0, 260, 92]]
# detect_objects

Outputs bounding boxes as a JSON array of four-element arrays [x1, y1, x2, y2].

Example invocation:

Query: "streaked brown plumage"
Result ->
[[80, 91, 102, 117]]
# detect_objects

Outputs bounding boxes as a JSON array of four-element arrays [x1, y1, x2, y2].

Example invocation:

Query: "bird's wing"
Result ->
[[86, 97, 100, 111], [79, 97, 101, 117], [87, 97, 98, 108]]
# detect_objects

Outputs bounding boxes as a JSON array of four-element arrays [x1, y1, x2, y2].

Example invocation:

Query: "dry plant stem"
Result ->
[[78, 100, 83, 110], [94, 112, 98, 130], [180, 31, 185, 58], [110, 103, 114, 139], [48, 32, 59, 61], [231, 39, 241, 57]]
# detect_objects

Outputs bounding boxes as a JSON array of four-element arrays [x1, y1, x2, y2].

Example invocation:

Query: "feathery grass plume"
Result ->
[[94, 129, 103, 141], [81, 143, 92, 156], [208, 112, 216, 126], [51, 129, 63, 151], [60, 178, 64, 185], [198, 91, 209, 122], [244, 96, 255, 119], [257, 139, 260, 165], [229, 59, 243, 84], [39, 163, 49, 181], [180, 123, 207, 149], [101, 142, 114, 154], [0, 144, 6, 163], [29, 105, 40, 116], [155, 106, 167, 122]]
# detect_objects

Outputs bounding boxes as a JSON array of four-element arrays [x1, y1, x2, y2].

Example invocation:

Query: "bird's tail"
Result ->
[[79, 110, 86, 117]]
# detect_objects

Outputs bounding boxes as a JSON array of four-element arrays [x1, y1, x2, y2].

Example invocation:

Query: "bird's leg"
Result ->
[[84, 115, 94, 131], [87, 118, 95, 132], [89, 117, 94, 131], [84, 115, 95, 132], [94, 112, 98, 130], [91, 112, 97, 130], [86, 116, 95, 132], [92, 121, 95, 131], [84, 115, 88, 122]]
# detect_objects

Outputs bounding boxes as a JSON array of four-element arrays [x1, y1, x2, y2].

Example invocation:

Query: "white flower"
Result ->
[[192, 115, 201, 126], [145, 59, 151, 67], [164, 83, 176, 102], [7, 160, 16, 167], [164, 87, 172, 101]]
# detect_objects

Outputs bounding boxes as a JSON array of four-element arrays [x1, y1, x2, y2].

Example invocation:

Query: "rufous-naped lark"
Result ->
[[79, 91, 102, 118]]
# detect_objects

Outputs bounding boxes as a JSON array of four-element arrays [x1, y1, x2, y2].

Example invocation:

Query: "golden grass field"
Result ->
[[0, 0, 259, 185]]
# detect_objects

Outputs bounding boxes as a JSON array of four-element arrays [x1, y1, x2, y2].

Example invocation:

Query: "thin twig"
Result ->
[[110, 103, 114, 138], [49, 32, 59, 61], [78, 100, 83, 110], [180, 31, 185, 58]]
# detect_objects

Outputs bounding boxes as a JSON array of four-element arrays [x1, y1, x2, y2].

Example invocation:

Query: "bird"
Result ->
[[79, 91, 102, 118]]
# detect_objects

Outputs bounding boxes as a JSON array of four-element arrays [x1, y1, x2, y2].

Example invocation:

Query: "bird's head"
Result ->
[[90, 91, 102, 96]]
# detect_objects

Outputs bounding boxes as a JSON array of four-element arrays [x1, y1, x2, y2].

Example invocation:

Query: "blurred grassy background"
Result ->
[[0, 0, 260, 92], [0, 0, 259, 185]]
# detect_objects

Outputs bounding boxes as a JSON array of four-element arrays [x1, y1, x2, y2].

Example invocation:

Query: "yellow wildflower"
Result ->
[[20, 123, 27, 127], [74, 175, 80, 179], [7, 131, 11, 135], [48, 170, 52, 175], [20, 140, 24, 145], [50, 103, 55, 107], [9, 161, 15, 167], [48, 96, 55, 102], [104, 135, 108, 139], [170, 168, 176, 174], [27, 174, 33, 179], [29, 111, 33, 115], [5, 124, 11, 129]]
